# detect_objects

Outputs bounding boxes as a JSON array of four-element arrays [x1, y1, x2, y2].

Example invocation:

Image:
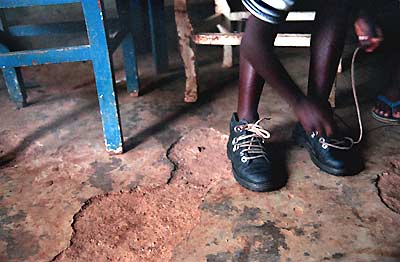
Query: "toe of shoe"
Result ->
[[323, 153, 363, 176]]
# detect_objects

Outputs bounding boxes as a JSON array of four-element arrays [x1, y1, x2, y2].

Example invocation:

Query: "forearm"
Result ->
[[240, 16, 305, 108]]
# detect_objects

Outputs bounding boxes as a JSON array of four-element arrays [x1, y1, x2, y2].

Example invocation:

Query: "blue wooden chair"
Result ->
[[0, 0, 168, 154]]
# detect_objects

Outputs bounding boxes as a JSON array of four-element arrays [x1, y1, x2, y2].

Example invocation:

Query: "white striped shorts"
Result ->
[[242, 0, 297, 24]]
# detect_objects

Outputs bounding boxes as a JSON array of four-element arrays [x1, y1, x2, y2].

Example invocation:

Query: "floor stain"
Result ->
[[89, 157, 122, 192]]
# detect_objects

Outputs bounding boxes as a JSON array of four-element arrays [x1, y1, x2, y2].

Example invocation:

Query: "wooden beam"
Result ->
[[286, 12, 316, 21], [274, 33, 311, 47], [192, 32, 311, 47], [192, 33, 242, 45]]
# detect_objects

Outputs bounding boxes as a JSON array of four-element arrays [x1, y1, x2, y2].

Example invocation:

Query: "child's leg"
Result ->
[[239, 17, 304, 111], [237, 54, 265, 122], [238, 15, 336, 136], [308, 0, 353, 102]]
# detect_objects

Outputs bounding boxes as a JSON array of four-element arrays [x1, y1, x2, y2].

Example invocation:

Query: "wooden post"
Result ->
[[174, 0, 199, 102]]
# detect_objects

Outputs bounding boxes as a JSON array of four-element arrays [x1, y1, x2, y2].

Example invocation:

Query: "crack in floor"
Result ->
[[51, 198, 94, 261], [165, 136, 183, 185]]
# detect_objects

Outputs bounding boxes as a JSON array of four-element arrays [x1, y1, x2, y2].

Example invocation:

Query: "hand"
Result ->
[[354, 16, 383, 53], [294, 97, 337, 137]]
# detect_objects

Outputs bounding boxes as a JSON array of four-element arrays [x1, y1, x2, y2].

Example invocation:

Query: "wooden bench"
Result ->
[[174, 0, 339, 106]]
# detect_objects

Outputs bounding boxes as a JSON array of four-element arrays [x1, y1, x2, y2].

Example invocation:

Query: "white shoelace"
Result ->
[[315, 47, 363, 150], [232, 118, 271, 163]]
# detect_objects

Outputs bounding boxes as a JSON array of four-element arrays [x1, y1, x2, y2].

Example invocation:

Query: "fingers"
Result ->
[[322, 122, 334, 137], [315, 113, 336, 137], [354, 18, 384, 53], [302, 121, 332, 138], [306, 120, 326, 138], [316, 125, 325, 138], [363, 38, 383, 53], [302, 122, 313, 136], [317, 121, 334, 138]]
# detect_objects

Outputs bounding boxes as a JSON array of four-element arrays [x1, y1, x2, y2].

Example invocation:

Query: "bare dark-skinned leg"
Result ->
[[237, 54, 265, 122], [240, 16, 305, 110], [239, 16, 337, 136], [308, 0, 352, 102]]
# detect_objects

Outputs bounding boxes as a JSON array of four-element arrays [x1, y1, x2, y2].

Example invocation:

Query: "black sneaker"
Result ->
[[292, 123, 363, 176], [227, 113, 286, 192]]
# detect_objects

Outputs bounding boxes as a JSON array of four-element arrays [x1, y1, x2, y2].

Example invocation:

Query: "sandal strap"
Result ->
[[377, 95, 400, 109]]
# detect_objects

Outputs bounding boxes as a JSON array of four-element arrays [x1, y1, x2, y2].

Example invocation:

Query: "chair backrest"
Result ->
[[0, 0, 80, 8]]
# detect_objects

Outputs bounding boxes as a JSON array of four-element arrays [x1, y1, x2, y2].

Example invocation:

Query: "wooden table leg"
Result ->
[[174, 0, 199, 103]]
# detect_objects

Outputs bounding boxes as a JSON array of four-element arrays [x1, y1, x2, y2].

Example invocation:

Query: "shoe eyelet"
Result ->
[[241, 156, 247, 163], [233, 145, 238, 152], [234, 126, 242, 133], [240, 151, 244, 156], [311, 132, 316, 138], [319, 137, 325, 143], [322, 144, 328, 150]]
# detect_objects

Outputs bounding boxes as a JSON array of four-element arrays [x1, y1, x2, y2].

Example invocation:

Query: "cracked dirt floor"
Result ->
[[1, 38, 400, 261]]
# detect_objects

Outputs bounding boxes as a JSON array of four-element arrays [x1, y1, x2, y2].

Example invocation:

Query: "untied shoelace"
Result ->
[[313, 47, 363, 150]]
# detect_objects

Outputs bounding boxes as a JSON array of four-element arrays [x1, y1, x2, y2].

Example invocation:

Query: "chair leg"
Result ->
[[332, 59, 341, 108], [217, 22, 233, 68], [148, 0, 169, 74], [337, 57, 343, 74], [82, 0, 123, 154], [117, 0, 140, 95], [329, 79, 336, 108], [222, 45, 233, 68], [0, 44, 26, 108], [2, 68, 26, 108], [174, 0, 199, 103], [121, 36, 140, 96], [329, 60, 342, 108]]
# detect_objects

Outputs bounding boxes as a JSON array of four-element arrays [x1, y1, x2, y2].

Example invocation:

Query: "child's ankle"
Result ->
[[237, 112, 259, 123]]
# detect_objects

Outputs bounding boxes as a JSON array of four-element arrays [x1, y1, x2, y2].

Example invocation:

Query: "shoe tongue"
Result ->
[[238, 119, 251, 125], [238, 117, 259, 125], [237, 112, 259, 125]]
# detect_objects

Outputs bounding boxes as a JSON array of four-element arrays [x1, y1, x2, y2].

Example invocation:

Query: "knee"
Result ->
[[240, 29, 275, 62]]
